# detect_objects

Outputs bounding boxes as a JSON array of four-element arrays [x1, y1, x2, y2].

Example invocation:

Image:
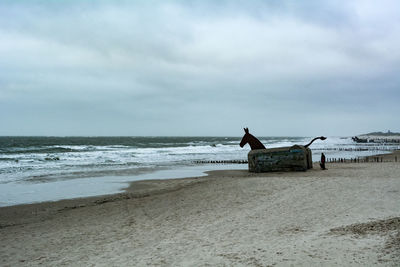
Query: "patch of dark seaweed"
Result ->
[[330, 217, 400, 236], [330, 217, 400, 261]]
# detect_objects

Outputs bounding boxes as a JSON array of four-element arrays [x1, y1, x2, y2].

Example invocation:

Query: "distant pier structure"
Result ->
[[352, 131, 400, 143]]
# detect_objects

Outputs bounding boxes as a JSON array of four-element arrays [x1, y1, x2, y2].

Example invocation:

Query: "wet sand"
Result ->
[[1, 152, 400, 266]]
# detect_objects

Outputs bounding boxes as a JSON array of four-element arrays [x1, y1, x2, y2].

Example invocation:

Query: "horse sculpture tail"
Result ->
[[304, 136, 327, 148]]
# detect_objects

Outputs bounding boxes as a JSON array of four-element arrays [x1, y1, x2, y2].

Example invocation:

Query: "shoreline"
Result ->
[[0, 164, 246, 208], [1, 150, 399, 210], [2, 136, 399, 207], [1, 150, 399, 221], [1, 151, 399, 265]]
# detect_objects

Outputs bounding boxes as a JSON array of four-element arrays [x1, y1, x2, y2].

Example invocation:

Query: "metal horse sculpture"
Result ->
[[239, 128, 266, 150], [240, 128, 327, 172], [239, 128, 326, 150]]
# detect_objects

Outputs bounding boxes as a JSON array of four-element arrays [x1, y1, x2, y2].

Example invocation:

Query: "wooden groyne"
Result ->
[[193, 160, 248, 164], [194, 156, 398, 165], [314, 147, 400, 152], [327, 156, 398, 163]]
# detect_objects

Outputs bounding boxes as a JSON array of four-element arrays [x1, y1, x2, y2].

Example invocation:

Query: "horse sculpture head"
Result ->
[[239, 128, 250, 148], [240, 128, 266, 150]]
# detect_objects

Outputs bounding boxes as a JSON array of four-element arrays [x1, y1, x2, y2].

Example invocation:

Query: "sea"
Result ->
[[1, 136, 399, 207]]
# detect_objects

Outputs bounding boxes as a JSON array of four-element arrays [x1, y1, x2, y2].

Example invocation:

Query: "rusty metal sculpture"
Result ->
[[239, 128, 326, 150], [239, 128, 327, 172], [239, 128, 266, 150], [304, 136, 327, 148]]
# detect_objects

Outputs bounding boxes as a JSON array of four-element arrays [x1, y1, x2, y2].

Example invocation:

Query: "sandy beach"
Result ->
[[1, 153, 399, 266]]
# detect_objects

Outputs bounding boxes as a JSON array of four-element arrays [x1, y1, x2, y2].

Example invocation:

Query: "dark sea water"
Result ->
[[0, 136, 398, 206]]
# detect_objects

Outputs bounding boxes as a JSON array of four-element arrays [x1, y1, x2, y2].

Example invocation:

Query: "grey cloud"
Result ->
[[0, 0, 399, 136]]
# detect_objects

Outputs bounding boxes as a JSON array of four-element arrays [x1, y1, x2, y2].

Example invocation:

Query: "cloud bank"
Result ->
[[1, 0, 399, 136]]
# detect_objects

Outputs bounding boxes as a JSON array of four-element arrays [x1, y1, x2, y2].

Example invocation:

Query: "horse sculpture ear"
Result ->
[[244, 128, 249, 133]]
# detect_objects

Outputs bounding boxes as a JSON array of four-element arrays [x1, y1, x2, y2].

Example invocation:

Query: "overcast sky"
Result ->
[[1, 0, 399, 136]]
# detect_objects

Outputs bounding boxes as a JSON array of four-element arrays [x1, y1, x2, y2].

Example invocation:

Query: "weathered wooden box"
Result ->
[[248, 145, 312, 172]]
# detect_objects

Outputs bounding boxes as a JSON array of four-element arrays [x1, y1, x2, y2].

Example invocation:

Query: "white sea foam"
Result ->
[[1, 136, 399, 206]]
